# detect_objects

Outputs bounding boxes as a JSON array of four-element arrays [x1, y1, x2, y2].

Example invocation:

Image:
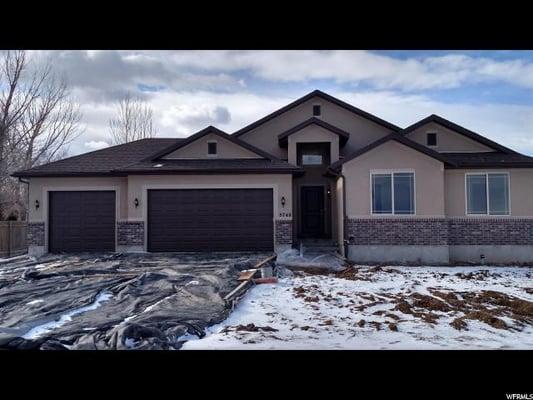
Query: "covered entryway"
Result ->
[[300, 186, 326, 238], [48, 191, 116, 253], [147, 189, 274, 252]]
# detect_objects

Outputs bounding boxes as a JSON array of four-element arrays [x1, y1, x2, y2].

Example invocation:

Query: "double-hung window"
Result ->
[[466, 173, 509, 215], [371, 171, 415, 215]]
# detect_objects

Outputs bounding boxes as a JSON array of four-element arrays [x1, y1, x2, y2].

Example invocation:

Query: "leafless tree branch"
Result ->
[[109, 93, 156, 144]]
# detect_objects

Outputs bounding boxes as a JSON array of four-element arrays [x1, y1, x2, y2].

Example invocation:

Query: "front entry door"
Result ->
[[301, 186, 325, 238]]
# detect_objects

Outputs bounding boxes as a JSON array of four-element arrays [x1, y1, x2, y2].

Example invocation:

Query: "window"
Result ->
[[302, 154, 323, 165], [207, 142, 217, 156], [313, 105, 321, 116], [466, 173, 509, 215], [371, 172, 415, 215], [427, 132, 437, 147]]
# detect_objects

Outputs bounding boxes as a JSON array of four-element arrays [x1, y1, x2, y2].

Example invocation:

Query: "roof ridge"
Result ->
[[147, 125, 283, 162], [328, 133, 456, 173], [233, 89, 401, 137], [401, 114, 518, 155]]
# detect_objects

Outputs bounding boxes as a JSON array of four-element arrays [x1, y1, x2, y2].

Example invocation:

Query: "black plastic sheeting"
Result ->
[[0, 253, 270, 350]]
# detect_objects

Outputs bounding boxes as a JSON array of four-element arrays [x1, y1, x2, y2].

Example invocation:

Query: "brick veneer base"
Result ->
[[28, 222, 45, 246], [449, 218, 533, 245], [346, 218, 533, 246], [275, 220, 292, 246], [117, 221, 144, 246], [346, 218, 448, 246]]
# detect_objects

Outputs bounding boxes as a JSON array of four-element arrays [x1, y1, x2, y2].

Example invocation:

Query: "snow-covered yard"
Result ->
[[182, 265, 533, 350]]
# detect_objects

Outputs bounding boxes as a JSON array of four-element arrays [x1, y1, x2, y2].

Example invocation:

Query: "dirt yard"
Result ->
[[0, 252, 270, 350], [182, 265, 533, 349]]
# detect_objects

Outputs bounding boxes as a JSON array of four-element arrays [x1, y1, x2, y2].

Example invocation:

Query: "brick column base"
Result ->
[[28, 222, 45, 246], [117, 221, 144, 251], [275, 220, 292, 250]]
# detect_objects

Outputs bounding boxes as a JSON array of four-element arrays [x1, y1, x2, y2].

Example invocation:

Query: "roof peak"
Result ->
[[233, 89, 401, 137]]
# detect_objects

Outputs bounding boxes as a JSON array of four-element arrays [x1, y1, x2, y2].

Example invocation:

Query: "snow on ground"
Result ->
[[182, 266, 533, 350], [22, 292, 112, 340]]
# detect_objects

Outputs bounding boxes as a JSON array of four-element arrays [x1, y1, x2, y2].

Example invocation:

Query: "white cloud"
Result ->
[[84, 140, 110, 150], [66, 88, 533, 158], [28, 51, 531, 157]]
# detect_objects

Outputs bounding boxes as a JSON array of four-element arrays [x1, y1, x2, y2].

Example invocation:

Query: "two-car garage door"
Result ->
[[48, 189, 274, 253], [147, 189, 274, 252]]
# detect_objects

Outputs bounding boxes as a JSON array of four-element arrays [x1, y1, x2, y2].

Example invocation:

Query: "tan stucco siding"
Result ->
[[27, 177, 128, 222], [445, 168, 533, 217], [287, 125, 340, 165], [127, 174, 293, 222], [405, 121, 494, 153], [163, 133, 260, 159], [239, 95, 394, 159], [342, 141, 445, 217]]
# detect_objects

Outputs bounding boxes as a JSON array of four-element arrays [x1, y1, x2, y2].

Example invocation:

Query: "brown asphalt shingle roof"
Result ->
[[117, 158, 302, 174], [12, 138, 181, 177], [12, 137, 302, 177], [443, 152, 533, 168]]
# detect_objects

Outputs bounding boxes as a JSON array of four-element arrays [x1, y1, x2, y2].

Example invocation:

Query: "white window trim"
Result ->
[[369, 169, 416, 216], [426, 131, 438, 148], [464, 172, 511, 216], [207, 140, 218, 158]]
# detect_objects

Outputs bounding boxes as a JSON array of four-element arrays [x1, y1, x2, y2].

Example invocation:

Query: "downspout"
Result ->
[[340, 172, 348, 258], [18, 177, 30, 222]]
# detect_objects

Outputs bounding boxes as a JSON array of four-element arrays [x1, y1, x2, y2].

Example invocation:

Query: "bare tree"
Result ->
[[109, 93, 155, 144], [109, 93, 156, 144], [0, 51, 48, 180], [0, 50, 83, 220]]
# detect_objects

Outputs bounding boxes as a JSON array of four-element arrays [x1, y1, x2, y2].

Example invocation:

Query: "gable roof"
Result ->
[[278, 117, 350, 147], [148, 126, 279, 161], [401, 114, 517, 154], [233, 89, 401, 137], [12, 138, 181, 178], [328, 133, 456, 174]]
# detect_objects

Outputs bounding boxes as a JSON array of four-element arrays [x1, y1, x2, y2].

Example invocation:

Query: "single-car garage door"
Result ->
[[49, 191, 116, 253], [148, 189, 273, 252]]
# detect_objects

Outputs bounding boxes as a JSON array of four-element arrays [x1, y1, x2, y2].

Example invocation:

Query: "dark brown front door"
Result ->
[[48, 191, 116, 253], [147, 189, 273, 252], [300, 186, 325, 238]]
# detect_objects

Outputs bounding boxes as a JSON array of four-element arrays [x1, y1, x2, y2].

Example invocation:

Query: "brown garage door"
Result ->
[[48, 191, 116, 253], [147, 189, 273, 252]]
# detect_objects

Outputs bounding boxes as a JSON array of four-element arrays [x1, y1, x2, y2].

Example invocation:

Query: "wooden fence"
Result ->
[[0, 221, 27, 258]]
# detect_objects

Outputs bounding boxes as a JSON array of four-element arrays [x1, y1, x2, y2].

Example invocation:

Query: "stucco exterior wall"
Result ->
[[126, 174, 293, 223], [238, 95, 394, 159], [405, 121, 495, 153], [445, 168, 533, 217], [342, 141, 446, 217], [163, 132, 260, 159], [27, 177, 129, 223], [287, 125, 340, 165]]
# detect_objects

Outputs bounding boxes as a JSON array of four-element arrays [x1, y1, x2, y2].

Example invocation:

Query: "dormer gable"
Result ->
[[148, 126, 275, 161], [402, 114, 516, 154]]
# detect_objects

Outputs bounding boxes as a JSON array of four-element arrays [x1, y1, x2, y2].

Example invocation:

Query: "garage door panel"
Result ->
[[49, 191, 116, 253], [148, 189, 273, 252]]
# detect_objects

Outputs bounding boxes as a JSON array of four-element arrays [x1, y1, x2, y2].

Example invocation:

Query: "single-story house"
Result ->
[[13, 90, 533, 264]]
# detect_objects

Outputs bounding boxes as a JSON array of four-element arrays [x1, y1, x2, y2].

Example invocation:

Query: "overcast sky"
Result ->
[[29, 50, 533, 156]]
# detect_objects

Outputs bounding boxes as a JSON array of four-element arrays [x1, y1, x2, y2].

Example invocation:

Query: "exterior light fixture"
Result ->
[[35, 200, 40, 209], [134, 198, 139, 208], [281, 196, 286, 207]]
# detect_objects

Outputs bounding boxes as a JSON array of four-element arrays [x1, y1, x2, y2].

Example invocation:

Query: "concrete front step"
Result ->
[[303, 247, 338, 254]]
